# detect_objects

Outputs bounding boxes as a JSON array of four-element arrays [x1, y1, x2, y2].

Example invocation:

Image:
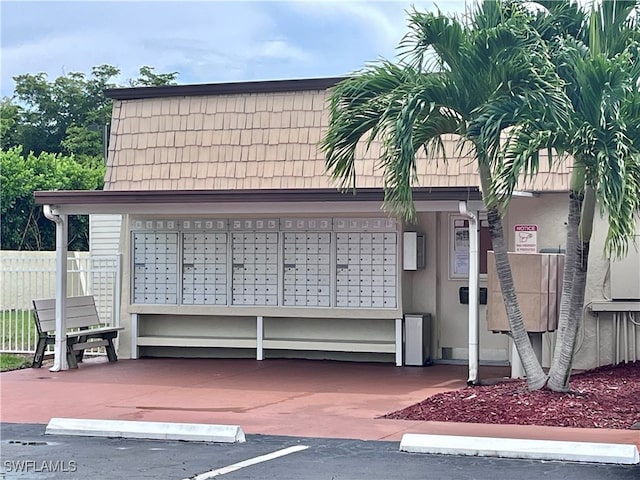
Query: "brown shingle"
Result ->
[[106, 90, 573, 192], [189, 97, 203, 114], [185, 131, 197, 146]]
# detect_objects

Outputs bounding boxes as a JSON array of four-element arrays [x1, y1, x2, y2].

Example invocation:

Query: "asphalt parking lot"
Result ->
[[1, 423, 638, 480]]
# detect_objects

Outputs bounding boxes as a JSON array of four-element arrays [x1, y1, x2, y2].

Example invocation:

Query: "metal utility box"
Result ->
[[404, 313, 432, 366], [610, 236, 640, 300], [403, 232, 426, 270], [486, 251, 563, 332]]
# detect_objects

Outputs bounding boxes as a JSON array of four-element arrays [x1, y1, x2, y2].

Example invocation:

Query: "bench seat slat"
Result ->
[[70, 339, 110, 351]]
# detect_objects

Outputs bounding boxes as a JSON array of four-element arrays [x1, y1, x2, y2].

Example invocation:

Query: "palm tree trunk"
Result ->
[[547, 190, 581, 387], [548, 187, 594, 391], [478, 160, 546, 390]]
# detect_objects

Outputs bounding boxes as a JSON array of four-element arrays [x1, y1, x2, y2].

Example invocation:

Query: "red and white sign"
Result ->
[[514, 224, 538, 253]]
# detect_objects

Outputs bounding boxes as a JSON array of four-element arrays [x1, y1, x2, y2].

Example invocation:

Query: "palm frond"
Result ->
[[399, 8, 465, 72], [321, 63, 419, 191]]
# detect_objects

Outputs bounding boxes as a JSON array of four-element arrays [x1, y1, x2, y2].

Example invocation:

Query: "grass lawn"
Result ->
[[1, 310, 37, 351], [0, 353, 31, 372]]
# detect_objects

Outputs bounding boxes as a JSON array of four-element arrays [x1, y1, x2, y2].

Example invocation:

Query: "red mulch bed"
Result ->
[[383, 362, 640, 429]]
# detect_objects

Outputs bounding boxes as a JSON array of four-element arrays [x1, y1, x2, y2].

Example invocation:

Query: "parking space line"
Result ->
[[183, 445, 309, 480]]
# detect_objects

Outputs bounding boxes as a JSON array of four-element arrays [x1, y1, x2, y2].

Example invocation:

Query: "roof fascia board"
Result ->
[[105, 77, 349, 100], [45, 201, 392, 216], [47, 200, 473, 216], [35, 187, 482, 216], [35, 187, 481, 205]]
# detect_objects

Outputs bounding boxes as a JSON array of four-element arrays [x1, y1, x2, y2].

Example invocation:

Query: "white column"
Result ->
[[256, 316, 264, 361], [459, 201, 480, 385], [395, 318, 403, 366], [510, 338, 525, 379], [45, 206, 69, 372], [131, 313, 139, 360]]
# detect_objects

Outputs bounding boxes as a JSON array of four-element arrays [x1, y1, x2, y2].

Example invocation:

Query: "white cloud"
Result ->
[[1, 1, 315, 94], [0, 0, 468, 96], [260, 39, 311, 62]]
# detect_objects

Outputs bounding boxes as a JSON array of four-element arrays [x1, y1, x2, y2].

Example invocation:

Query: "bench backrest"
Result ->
[[32, 296, 102, 333]]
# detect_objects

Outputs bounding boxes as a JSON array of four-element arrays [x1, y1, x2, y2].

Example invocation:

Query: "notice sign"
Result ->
[[514, 224, 538, 253]]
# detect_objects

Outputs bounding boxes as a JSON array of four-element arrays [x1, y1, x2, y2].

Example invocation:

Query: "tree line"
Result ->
[[1, 66, 178, 250]]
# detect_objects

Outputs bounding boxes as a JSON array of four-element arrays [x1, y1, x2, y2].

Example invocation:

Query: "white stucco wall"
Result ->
[[501, 193, 638, 370]]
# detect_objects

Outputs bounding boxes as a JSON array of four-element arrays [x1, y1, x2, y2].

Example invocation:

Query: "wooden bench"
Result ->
[[32, 296, 124, 368]]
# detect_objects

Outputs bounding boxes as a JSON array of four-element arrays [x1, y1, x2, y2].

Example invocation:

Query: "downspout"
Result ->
[[43, 205, 69, 371], [459, 201, 480, 385]]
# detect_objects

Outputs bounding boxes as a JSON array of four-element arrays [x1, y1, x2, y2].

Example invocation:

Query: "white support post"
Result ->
[[459, 201, 480, 385], [131, 313, 139, 360], [395, 318, 403, 367], [256, 316, 264, 361], [510, 338, 525, 379], [44, 206, 69, 372]]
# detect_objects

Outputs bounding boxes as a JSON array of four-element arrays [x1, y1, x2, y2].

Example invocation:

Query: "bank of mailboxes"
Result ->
[[132, 227, 398, 308], [182, 233, 228, 305], [283, 232, 331, 307], [486, 251, 564, 332], [231, 233, 279, 305], [335, 233, 397, 308], [133, 232, 179, 304]]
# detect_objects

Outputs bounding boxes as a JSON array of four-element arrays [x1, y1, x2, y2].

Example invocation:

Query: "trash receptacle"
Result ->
[[404, 313, 431, 366]]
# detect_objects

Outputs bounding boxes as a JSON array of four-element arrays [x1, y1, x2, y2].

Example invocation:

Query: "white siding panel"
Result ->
[[90, 214, 123, 255]]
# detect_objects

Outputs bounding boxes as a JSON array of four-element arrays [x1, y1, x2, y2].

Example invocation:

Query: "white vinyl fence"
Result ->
[[0, 251, 121, 353]]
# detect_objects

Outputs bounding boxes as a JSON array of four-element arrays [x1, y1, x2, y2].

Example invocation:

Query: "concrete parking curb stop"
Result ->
[[399, 433, 640, 465], [45, 418, 246, 443]]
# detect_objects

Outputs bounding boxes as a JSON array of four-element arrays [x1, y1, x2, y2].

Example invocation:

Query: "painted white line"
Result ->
[[184, 445, 309, 480]]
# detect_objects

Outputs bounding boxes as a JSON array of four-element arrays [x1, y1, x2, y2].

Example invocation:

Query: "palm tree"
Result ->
[[321, 1, 569, 390], [492, 0, 640, 391]]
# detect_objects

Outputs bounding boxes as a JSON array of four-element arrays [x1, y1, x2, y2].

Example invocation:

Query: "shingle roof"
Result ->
[[104, 81, 571, 192]]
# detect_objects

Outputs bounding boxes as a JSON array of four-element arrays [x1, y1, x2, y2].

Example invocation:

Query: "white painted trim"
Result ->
[[127, 305, 402, 319], [131, 313, 139, 359], [395, 318, 403, 366], [414, 200, 485, 213], [256, 316, 264, 360], [52, 201, 399, 216], [57, 200, 485, 215], [53, 199, 484, 216]]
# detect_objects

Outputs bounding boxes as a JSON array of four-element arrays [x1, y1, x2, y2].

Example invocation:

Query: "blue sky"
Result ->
[[1, 0, 469, 97]]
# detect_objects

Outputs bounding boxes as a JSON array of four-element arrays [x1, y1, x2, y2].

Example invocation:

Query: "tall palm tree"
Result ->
[[321, 0, 568, 390], [492, 0, 640, 391]]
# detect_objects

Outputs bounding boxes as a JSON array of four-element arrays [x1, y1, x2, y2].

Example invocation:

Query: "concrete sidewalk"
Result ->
[[1, 357, 638, 449]]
